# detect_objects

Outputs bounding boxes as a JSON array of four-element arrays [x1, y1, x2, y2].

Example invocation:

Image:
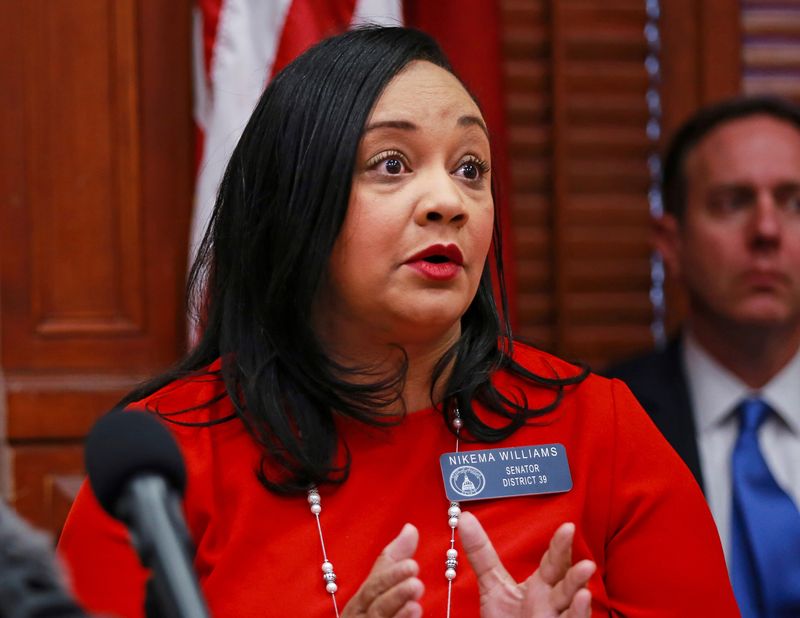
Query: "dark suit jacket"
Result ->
[[605, 337, 706, 491]]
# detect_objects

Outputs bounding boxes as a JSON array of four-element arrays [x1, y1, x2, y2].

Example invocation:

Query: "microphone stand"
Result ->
[[117, 475, 209, 618]]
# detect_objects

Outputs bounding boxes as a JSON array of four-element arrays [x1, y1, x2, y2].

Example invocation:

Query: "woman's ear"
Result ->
[[652, 213, 682, 281]]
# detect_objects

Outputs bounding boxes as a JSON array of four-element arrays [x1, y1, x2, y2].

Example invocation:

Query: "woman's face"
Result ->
[[315, 60, 494, 349]]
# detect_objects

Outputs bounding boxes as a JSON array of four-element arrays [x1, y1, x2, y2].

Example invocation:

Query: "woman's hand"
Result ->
[[459, 511, 596, 617], [342, 523, 425, 617]]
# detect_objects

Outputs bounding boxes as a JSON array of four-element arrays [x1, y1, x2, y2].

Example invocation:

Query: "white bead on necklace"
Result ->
[[307, 406, 464, 618]]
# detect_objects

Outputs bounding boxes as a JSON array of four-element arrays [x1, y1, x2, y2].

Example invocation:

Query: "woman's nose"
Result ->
[[414, 171, 468, 226]]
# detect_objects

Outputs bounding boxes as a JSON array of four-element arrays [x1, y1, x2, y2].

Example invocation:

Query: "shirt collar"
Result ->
[[682, 331, 800, 435], [761, 346, 800, 435]]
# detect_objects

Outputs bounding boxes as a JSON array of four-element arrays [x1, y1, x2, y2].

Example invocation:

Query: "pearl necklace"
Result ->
[[307, 407, 464, 618]]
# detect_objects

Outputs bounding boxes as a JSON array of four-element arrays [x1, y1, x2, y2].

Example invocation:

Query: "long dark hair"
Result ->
[[120, 26, 587, 493]]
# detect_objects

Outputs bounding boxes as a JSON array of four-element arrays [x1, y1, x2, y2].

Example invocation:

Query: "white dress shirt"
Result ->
[[683, 332, 800, 565]]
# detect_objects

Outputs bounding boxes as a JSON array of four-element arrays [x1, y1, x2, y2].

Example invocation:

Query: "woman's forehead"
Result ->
[[368, 60, 483, 124]]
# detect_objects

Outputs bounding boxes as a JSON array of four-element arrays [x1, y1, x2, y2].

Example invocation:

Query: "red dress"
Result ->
[[58, 344, 738, 616]]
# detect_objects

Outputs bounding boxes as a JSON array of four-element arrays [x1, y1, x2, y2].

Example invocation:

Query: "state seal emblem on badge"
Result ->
[[449, 465, 486, 498]]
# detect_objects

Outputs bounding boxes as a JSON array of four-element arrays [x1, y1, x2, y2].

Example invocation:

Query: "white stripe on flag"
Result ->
[[191, 6, 210, 136], [190, 0, 293, 265], [351, 0, 403, 27]]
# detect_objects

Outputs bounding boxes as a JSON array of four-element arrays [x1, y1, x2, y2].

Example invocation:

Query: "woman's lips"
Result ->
[[404, 244, 464, 281], [405, 260, 462, 281]]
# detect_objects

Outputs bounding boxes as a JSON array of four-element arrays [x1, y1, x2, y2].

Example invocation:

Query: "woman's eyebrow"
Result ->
[[363, 119, 417, 133], [458, 115, 489, 137], [363, 116, 488, 137]]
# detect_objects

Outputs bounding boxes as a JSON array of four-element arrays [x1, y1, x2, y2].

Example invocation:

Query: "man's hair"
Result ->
[[662, 95, 800, 221]]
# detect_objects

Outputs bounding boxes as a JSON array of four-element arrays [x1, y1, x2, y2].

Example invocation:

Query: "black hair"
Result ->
[[662, 95, 800, 221], [119, 26, 587, 493]]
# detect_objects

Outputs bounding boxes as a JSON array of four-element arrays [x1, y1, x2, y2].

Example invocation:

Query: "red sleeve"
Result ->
[[603, 379, 739, 616], [57, 480, 148, 618]]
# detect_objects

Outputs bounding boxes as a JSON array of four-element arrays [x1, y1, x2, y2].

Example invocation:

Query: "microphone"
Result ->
[[0, 500, 87, 617], [85, 410, 209, 618]]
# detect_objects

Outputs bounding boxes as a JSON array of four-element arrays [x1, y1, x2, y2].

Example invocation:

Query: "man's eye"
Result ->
[[775, 187, 800, 213], [710, 191, 753, 214]]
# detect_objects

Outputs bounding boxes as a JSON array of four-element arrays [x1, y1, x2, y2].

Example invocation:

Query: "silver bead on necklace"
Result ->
[[307, 406, 464, 618]]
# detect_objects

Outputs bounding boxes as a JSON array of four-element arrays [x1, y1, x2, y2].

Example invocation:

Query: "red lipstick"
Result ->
[[404, 244, 464, 281]]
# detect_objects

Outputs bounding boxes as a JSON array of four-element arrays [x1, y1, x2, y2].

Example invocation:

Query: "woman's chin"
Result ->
[[387, 304, 467, 342]]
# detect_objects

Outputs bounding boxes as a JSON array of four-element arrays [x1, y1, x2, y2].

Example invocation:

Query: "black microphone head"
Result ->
[[85, 409, 187, 517]]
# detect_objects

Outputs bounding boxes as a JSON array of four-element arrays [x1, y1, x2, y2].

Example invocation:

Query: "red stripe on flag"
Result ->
[[270, 0, 358, 78], [194, 0, 223, 180], [197, 0, 224, 83]]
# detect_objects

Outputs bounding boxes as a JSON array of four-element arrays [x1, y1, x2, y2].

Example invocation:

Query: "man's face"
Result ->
[[658, 115, 800, 331]]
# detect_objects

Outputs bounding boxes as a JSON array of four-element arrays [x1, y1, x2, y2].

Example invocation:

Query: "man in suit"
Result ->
[[607, 96, 800, 617]]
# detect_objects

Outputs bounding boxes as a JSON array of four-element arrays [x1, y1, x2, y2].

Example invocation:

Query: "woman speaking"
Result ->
[[59, 26, 737, 617]]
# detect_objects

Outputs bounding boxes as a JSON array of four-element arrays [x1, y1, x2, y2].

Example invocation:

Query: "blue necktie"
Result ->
[[731, 398, 800, 617]]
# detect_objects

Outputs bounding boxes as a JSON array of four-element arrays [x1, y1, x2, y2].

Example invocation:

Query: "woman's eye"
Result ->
[[383, 158, 404, 174], [460, 162, 479, 180], [455, 158, 489, 181], [366, 151, 409, 176]]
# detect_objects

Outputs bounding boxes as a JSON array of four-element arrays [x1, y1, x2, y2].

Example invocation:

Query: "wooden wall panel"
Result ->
[[9, 445, 83, 533], [501, 0, 743, 369], [0, 0, 193, 532], [502, 0, 656, 368], [502, 2, 551, 351], [26, 1, 143, 338], [659, 0, 742, 137], [503, 1, 554, 349], [556, 1, 654, 364], [6, 376, 141, 440], [742, 1, 800, 101], [4, 1, 147, 372]]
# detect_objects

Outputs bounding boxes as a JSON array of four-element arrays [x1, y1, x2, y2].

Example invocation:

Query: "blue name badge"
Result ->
[[439, 444, 572, 502]]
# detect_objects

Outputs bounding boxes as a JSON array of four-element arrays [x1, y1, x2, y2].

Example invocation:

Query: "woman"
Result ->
[[58, 27, 737, 617]]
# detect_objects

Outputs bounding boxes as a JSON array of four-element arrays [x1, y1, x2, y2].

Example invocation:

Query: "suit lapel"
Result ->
[[646, 338, 705, 491]]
